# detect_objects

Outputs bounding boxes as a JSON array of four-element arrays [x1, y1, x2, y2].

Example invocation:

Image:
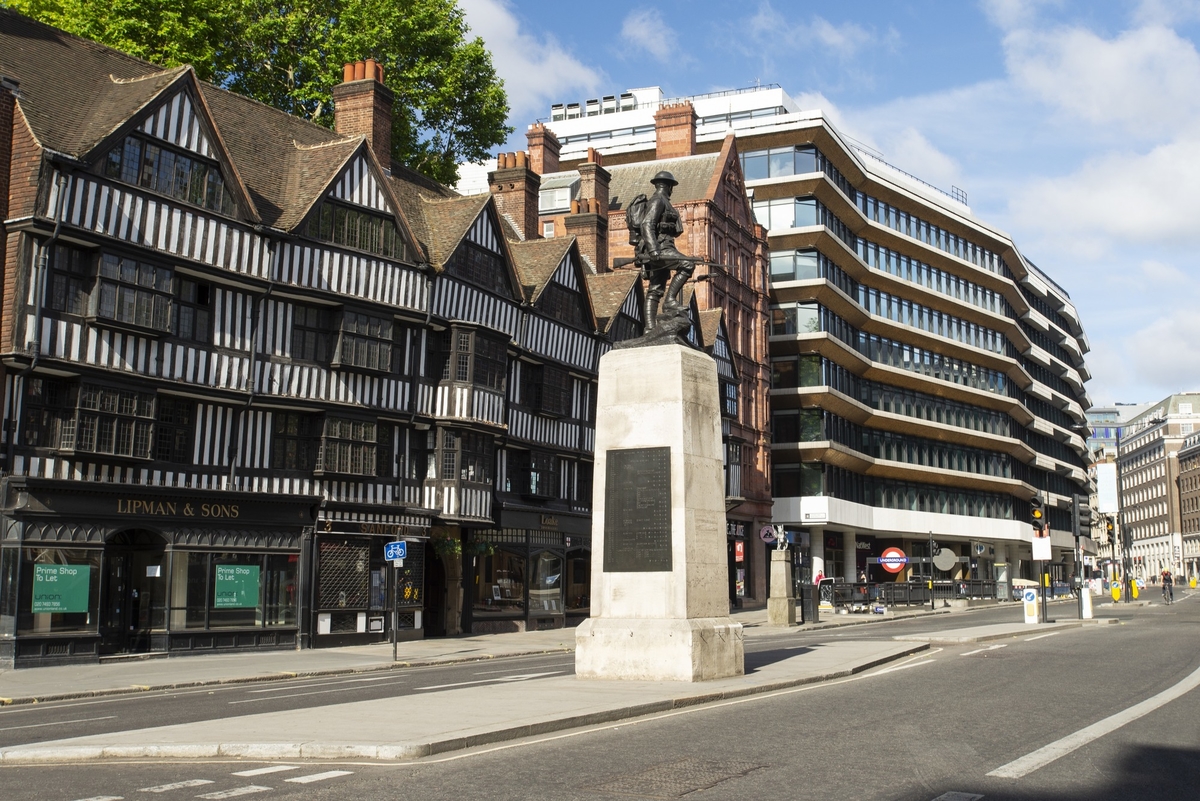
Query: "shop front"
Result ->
[[310, 512, 431, 647], [466, 509, 590, 634], [0, 477, 317, 668]]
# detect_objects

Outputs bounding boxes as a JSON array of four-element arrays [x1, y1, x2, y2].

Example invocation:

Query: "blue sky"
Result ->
[[458, 0, 1200, 407]]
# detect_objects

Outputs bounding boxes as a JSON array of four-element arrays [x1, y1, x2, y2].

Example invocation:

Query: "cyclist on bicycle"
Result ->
[[1161, 570, 1174, 604]]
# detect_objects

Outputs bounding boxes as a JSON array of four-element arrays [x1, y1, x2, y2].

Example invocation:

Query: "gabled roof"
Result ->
[[414, 193, 491, 269], [606, 152, 723, 211], [585, 271, 640, 334], [509, 237, 573, 303]]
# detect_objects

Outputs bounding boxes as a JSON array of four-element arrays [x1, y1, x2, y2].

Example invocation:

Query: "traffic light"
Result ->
[[1072, 493, 1093, 536], [1030, 495, 1045, 534], [1106, 517, 1115, 537]]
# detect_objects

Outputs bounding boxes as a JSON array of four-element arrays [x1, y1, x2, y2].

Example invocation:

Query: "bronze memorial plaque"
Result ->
[[604, 447, 672, 572]]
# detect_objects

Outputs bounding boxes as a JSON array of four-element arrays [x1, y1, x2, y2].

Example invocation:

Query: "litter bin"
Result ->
[[799, 583, 819, 625]]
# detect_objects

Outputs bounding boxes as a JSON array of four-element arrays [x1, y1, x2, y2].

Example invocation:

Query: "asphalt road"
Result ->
[[0, 603, 1053, 750], [5, 598, 1195, 801]]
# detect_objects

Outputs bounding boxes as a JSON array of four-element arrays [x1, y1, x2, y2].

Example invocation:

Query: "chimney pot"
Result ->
[[365, 58, 378, 82], [343, 63, 355, 83], [376, 63, 384, 83], [354, 60, 366, 81], [515, 150, 527, 168], [571, 199, 581, 214]]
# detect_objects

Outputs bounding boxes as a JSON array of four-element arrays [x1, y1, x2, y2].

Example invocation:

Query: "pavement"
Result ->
[[0, 602, 1114, 764]]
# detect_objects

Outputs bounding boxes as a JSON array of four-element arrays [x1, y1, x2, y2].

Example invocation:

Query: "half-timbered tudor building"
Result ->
[[0, 11, 643, 665]]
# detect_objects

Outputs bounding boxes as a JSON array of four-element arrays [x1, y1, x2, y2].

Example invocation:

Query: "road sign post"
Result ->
[[384, 541, 408, 662]]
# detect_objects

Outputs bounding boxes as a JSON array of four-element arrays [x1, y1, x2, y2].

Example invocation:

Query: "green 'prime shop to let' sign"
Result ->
[[214, 564, 260, 608], [32, 564, 91, 613]]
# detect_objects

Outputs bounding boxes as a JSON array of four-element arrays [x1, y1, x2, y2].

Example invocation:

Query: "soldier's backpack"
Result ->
[[625, 193, 648, 246]]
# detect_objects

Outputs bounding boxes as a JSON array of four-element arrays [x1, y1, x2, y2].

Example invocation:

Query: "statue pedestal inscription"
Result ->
[[575, 345, 744, 681]]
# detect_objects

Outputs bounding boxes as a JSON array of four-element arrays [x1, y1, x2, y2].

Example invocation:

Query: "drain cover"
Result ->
[[591, 758, 766, 798]]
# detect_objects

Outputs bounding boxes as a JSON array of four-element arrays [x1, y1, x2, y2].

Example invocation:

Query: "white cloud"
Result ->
[[619, 9, 682, 65], [746, 3, 879, 60], [458, 0, 603, 130], [1002, 24, 1200, 138], [1134, 0, 1200, 27], [1123, 309, 1200, 393], [1010, 136, 1200, 256]]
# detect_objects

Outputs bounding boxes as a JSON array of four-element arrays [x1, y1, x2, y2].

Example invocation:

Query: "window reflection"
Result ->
[[474, 550, 526, 617]]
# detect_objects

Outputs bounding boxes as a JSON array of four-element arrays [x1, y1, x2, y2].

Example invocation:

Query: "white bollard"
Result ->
[[1081, 586, 1093, 619]]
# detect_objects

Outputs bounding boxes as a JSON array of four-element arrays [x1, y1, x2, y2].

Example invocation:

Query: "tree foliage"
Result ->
[[4, 0, 510, 182]]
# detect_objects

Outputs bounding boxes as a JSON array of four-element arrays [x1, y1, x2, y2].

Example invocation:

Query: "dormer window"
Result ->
[[104, 134, 235, 216], [305, 200, 408, 262]]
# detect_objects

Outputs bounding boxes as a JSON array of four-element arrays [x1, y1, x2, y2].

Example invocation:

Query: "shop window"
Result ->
[[17, 548, 102, 634], [271, 412, 320, 471], [174, 278, 211, 344], [530, 551, 563, 614], [155, 396, 194, 463], [209, 554, 264, 628], [473, 549, 526, 617], [104, 133, 236, 216], [317, 539, 370, 612], [290, 305, 331, 363], [61, 385, 155, 458], [305, 200, 408, 261], [320, 417, 384, 476], [48, 243, 91, 315], [168, 551, 209, 629], [95, 253, 173, 333], [565, 549, 590, 613], [334, 311, 393, 373], [264, 554, 298, 626]]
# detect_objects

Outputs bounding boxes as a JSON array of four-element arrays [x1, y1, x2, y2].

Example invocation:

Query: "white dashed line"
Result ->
[[931, 793, 984, 800], [961, 644, 1007, 656], [285, 770, 354, 784], [196, 787, 271, 800], [73, 796, 124, 801], [1024, 632, 1060, 641], [230, 766, 300, 777], [873, 660, 936, 675], [139, 780, 214, 793]]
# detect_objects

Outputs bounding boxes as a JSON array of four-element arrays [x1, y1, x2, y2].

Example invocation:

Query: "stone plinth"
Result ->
[[767, 550, 796, 626], [575, 345, 744, 681]]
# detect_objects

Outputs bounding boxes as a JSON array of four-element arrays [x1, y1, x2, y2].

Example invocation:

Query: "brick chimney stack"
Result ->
[[333, 59, 394, 167], [489, 150, 540, 241], [564, 147, 610, 271], [526, 123, 560, 175], [655, 101, 696, 159]]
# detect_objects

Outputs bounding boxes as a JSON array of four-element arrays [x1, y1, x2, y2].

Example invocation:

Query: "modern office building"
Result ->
[[496, 83, 1096, 594], [1116, 394, 1200, 582], [0, 10, 652, 665], [1175, 431, 1200, 580]]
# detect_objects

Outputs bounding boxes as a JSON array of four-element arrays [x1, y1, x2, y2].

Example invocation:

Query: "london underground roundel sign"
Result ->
[[879, 547, 908, 573]]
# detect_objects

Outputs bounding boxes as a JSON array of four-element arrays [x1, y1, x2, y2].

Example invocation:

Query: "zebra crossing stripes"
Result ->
[[139, 779, 214, 793], [196, 788, 270, 800], [285, 771, 354, 784], [73, 765, 355, 801], [231, 766, 300, 777]]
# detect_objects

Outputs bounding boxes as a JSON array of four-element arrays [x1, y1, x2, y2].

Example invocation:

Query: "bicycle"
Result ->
[[1162, 583, 1174, 604]]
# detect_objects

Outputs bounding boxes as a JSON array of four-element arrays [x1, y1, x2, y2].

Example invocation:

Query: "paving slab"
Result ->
[[0, 639, 927, 763]]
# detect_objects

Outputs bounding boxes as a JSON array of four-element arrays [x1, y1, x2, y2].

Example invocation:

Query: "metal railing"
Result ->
[[801, 580, 1003, 609]]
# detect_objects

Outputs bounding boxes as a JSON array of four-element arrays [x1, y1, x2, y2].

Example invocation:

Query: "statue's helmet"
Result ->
[[651, 170, 678, 187]]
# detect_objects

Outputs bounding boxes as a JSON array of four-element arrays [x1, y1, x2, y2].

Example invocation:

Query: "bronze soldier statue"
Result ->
[[635, 171, 695, 330]]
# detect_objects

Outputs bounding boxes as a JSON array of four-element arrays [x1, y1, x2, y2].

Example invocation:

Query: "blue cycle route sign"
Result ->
[[385, 541, 407, 561]]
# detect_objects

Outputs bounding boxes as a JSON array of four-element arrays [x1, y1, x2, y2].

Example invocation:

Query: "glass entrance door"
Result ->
[[100, 531, 167, 655]]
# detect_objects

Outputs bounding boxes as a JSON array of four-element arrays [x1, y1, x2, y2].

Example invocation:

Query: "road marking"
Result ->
[[0, 714, 116, 732], [415, 671, 563, 691], [1024, 632, 1060, 642], [284, 771, 354, 784], [73, 797, 124, 801], [473, 661, 574, 675], [961, 644, 1007, 657], [230, 766, 300, 777], [931, 793, 984, 800], [196, 788, 271, 800], [139, 780, 214, 793], [244, 675, 401, 694], [229, 682, 406, 705], [873, 657, 936, 676], [987, 660, 1200, 778]]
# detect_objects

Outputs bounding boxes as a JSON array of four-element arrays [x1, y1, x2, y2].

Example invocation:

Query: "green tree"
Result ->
[[4, 0, 510, 183]]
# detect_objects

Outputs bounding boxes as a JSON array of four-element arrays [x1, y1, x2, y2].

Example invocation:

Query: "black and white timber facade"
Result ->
[[0, 11, 674, 665]]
